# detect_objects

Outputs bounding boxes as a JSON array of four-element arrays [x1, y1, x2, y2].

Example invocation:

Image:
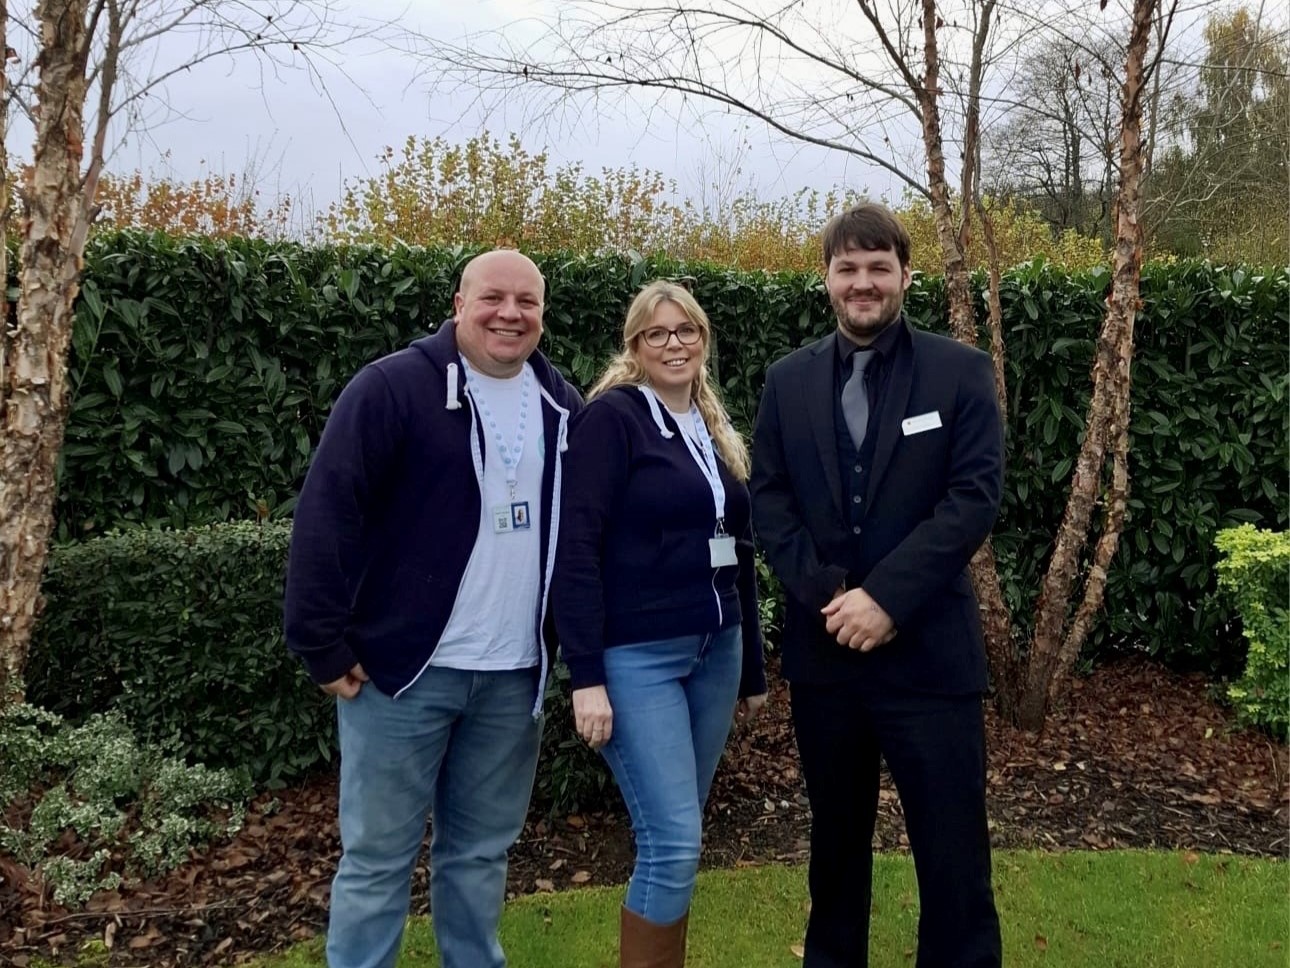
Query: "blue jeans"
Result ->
[[326, 667, 542, 968], [600, 625, 742, 924]]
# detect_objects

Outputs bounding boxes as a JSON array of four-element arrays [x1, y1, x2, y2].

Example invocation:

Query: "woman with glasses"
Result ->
[[553, 280, 768, 967]]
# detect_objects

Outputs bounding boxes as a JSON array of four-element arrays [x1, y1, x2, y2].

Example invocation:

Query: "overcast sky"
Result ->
[[10, 0, 899, 230], [5, 0, 1276, 233]]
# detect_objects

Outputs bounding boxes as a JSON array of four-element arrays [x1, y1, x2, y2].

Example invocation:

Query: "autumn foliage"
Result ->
[[92, 168, 294, 239], [319, 133, 1105, 272], [59, 133, 1109, 270]]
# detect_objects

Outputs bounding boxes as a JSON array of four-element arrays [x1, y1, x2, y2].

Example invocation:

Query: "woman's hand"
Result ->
[[572, 685, 614, 749], [734, 692, 768, 726]]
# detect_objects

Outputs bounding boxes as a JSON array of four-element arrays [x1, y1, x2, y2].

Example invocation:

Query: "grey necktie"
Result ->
[[841, 349, 877, 450]]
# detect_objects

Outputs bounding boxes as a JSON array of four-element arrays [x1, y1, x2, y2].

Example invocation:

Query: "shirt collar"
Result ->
[[835, 315, 904, 365]]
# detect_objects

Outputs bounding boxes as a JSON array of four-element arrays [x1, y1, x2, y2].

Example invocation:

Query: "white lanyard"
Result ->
[[642, 386, 726, 528], [462, 357, 532, 499]]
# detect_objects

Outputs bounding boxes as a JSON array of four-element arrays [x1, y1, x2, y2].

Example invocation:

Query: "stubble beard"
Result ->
[[833, 292, 903, 344]]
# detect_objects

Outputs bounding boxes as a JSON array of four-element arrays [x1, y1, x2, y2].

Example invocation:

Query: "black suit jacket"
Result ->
[[750, 319, 1004, 694]]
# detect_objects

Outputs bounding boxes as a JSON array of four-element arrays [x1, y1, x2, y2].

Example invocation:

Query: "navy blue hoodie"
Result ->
[[553, 385, 765, 698], [284, 322, 583, 701]]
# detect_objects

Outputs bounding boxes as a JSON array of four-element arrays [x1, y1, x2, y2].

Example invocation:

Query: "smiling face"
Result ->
[[825, 244, 912, 345], [633, 300, 705, 411], [453, 250, 545, 377]]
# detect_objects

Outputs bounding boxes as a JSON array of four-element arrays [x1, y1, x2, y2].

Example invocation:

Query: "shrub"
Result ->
[[0, 701, 250, 907], [536, 665, 616, 813], [55, 235, 1286, 671], [1214, 526, 1289, 738], [26, 521, 333, 785], [26, 521, 617, 809]]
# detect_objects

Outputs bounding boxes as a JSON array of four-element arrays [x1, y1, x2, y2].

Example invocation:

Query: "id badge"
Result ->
[[492, 503, 532, 533], [510, 501, 531, 530], [492, 505, 513, 533], [709, 535, 738, 568]]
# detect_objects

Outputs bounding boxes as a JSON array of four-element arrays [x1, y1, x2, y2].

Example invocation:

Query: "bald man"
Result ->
[[285, 250, 583, 968]]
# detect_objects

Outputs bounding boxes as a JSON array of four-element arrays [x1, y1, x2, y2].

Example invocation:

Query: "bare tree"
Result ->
[[1022, 0, 1164, 725], [0, 0, 374, 699], [415, 0, 1175, 728], [985, 36, 1124, 242], [1145, 3, 1289, 260]]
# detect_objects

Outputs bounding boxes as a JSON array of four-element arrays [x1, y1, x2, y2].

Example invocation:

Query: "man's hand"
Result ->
[[573, 685, 614, 750], [821, 588, 897, 652], [322, 663, 369, 699], [734, 692, 769, 726]]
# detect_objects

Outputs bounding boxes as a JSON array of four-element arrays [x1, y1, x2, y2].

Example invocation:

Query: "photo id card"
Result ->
[[492, 502, 532, 533], [709, 535, 738, 568], [510, 501, 531, 530]]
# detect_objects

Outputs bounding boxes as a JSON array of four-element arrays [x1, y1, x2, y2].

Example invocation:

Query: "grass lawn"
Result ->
[[254, 850, 1286, 968]]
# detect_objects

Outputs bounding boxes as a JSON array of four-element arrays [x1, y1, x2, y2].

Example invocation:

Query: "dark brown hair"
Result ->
[[820, 203, 912, 268]]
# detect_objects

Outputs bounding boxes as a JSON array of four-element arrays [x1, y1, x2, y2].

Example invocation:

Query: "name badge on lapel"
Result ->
[[709, 536, 738, 568], [902, 411, 943, 436]]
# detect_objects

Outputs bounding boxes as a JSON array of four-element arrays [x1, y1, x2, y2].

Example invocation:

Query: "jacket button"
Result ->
[[852, 526, 862, 535], [852, 495, 862, 504]]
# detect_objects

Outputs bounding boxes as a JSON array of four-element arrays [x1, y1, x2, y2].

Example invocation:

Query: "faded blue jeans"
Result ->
[[600, 625, 742, 924], [326, 666, 542, 968]]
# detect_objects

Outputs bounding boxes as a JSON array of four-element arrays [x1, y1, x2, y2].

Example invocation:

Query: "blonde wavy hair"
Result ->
[[589, 280, 750, 482]]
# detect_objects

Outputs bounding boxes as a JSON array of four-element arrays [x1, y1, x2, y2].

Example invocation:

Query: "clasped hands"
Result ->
[[822, 587, 897, 652], [573, 685, 768, 750]]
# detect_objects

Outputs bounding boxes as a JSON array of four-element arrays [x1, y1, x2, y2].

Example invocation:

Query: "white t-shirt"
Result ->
[[429, 362, 544, 671], [670, 406, 703, 443]]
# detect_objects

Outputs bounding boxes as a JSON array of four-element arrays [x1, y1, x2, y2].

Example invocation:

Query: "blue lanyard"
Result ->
[[462, 357, 532, 497]]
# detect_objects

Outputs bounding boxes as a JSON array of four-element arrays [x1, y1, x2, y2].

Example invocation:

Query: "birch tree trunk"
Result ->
[[909, 0, 1020, 709], [0, 0, 91, 699], [1017, 0, 1154, 729], [916, 0, 974, 346], [0, 3, 8, 697]]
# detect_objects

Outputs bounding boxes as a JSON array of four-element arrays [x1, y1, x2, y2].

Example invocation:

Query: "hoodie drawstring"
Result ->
[[637, 385, 675, 438], [445, 362, 461, 410]]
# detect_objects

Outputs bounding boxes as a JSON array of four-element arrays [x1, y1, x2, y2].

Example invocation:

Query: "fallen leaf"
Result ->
[[1184, 851, 1200, 865], [1034, 934, 1049, 951], [790, 943, 805, 958], [534, 878, 556, 893], [571, 870, 592, 884]]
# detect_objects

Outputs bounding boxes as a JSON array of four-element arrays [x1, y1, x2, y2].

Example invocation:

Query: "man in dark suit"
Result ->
[[750, 203, 1004, 967]]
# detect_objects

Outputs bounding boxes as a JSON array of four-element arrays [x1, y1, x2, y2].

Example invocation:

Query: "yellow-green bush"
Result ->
[[1214, 525, 1289, 738], [318, 133, 1107, 273]]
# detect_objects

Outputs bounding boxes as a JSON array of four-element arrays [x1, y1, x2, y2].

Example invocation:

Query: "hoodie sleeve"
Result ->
[[551, 399, 630, 689], [284, 365, 403, 685]]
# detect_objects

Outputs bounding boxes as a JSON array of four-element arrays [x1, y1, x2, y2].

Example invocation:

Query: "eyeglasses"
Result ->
[[639, 323, 702, 348]]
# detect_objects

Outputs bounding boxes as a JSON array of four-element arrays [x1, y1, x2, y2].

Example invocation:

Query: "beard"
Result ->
[[831, 289, 904, 344]]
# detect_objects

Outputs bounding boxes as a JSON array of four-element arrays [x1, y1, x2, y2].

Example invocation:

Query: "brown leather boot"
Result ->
[[619, 905, 689, 967]]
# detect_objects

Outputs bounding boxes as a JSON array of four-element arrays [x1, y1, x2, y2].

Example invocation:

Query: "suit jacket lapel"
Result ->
[[865, 322, 916, 508], [802, 338, 846, 522]]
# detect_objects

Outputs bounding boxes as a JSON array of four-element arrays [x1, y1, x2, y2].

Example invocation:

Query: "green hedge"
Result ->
[[26, 523, 332, 784], [53, 235, 1288, 672], [25, 522, 611, 801], [1214, 526, 1289, 738]]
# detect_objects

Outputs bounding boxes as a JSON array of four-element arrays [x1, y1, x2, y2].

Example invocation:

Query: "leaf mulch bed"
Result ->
[[1, 657, 1285, 966]]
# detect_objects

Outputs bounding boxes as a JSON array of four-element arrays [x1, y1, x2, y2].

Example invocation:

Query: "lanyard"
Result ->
[[461, 357, 532, 498], [642, 386, 726, 528]]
